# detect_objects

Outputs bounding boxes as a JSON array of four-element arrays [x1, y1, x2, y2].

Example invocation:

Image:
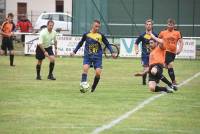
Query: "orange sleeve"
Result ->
[[1, 22, 6, 31]]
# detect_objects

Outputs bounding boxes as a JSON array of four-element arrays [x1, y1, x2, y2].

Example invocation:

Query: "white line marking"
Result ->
[[91, 72, 200, 134]]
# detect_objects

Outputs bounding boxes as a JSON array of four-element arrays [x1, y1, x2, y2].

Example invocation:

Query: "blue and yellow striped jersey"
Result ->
[[135, 32, 158, 57], [73, 31, 113, 57]]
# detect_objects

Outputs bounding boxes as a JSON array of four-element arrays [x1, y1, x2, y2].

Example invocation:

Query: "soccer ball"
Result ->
[[80, 82, 90, 93]]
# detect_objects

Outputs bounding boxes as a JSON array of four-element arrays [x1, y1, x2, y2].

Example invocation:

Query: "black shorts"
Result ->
[[1, 37, 14, 51], [165, 51, 176, 65], [149, 64, 163, 83], [35, 46, 54, 60]]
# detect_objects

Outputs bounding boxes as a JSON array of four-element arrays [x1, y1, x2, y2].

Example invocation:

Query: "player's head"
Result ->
[[7, 13, 14, 22], [167, 18, 175, 31], [21, 14, 26, 20], [91, 19, 101, 33], [47, 20, 54, 32], [145, 19, 153, 32], [149, 39, 157, 49]]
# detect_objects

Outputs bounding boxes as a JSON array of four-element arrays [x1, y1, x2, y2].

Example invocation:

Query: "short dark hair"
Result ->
[[167, 18, 175, 24], [93, 19, 100, 24], [47, 20, 54, 25], [149, 38, 156, 42], [8, 13, 14, 17]]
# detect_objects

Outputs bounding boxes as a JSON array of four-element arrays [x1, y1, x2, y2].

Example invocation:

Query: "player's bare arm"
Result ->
[[38, 44, 49, 57], [150, 33, 163, 44], [134, 44, 139, 55], [176, 38, 183, 55]]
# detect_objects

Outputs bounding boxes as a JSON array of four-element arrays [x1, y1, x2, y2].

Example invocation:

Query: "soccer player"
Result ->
[[0, 13, 15, 66], [134, 19, 157, 85], [35, 20, 57, 80], [159, 18, 183, 85], [70, 20, 116, 92], [147, 34, 176, 93]]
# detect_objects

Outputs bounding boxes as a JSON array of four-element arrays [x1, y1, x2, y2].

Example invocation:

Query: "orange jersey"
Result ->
[[1, 21, 13, 37], [159, 29, 182, 54], [149, 46, 165, 66]]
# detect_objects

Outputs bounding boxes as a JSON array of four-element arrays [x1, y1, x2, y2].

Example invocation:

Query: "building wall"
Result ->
[[0, 0, 6, 23], [5, 0, 72, 24]]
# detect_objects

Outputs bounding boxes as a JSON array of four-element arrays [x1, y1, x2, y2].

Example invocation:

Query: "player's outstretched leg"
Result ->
[[155, 66, 177, 90], [161, 75, 178, 91], [149, 65, 174, 93], [149, 81, 173, 93], [91, 68, 101, 92]]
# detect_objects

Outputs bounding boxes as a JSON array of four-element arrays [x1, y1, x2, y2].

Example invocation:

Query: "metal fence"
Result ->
[[0, 11, 45, 27], [72, 0, 200, 37], [6, 33, 200, 60]]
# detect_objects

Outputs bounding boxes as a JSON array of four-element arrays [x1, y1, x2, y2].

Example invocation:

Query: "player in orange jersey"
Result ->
[[159, 18, 183, 85], [135, 33, 177, 93], [0, 13, 15, 66], [148, 33, 177, 93]]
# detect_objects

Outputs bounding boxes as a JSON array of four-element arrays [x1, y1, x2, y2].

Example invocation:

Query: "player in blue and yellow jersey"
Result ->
[[71, 20, 116, 92], [134, 19, 158, 85]]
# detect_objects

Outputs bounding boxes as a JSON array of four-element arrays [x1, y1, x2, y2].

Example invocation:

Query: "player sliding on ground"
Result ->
[[70, 20, 117, 93], [136, 33, 177, 93]]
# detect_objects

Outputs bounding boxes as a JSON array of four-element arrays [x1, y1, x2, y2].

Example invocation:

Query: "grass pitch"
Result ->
[[0, 56, 200, 134]]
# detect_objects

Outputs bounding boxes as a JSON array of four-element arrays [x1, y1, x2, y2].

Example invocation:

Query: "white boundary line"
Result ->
[[91, 72, 200, 134]]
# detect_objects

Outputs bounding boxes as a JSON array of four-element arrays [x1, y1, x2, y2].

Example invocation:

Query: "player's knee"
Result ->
[[9, 50, 14, 55], [83, 65, 89, 73], [148, 84, 155, 92], [0, 51, 3, 55], [96, 72, 101, 77], [167, 62, 173, 68], [49, 56, 55, 62], [37, 60, 42, 65], [95, 71, 101, 77], [151, 67, 157, 76]]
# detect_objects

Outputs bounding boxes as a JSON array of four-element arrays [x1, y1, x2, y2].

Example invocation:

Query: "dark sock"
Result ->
[[142, 73, 147, 85], [168, 68, 175, 82], [161, 75, 172, 86], [49, 62, 55, 76], [36, 64, 41, 77], [10, 54, 14, 66], [91, 76, 100, 92], [81, 73, 87, 82], [155, 86, 168, 92]]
